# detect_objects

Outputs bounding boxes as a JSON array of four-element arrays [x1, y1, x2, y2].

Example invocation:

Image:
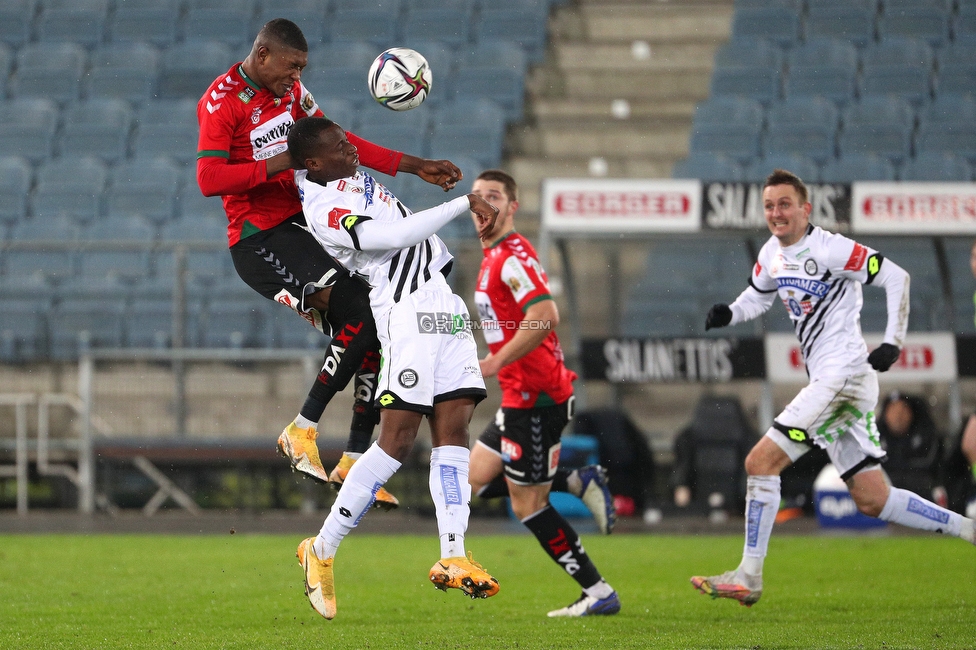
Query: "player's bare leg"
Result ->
[[427, 398, 499, 599]]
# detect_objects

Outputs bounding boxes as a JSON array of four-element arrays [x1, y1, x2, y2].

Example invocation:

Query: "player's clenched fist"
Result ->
[[867, 343, 900, 372], [705, 304, 732, 330], [468, 193, 499, 241]]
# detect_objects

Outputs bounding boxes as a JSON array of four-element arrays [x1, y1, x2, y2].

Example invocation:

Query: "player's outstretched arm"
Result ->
[[351, 194, 491, 251], [866, 256, 910, 372], [705, 304, 732, 330], [399, 154, 462, 191]]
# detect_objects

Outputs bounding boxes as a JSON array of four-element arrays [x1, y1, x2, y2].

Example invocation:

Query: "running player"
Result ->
[[286, 116, 500, 620], [467, 170, 620, 617], [692, 169, 976, 607], [196, 19, 460, 507]]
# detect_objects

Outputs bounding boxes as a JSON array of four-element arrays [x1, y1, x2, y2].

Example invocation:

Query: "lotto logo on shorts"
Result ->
[[440, 466, 461, 505], [500, 436, 522, 462], [417, 312, 470, 335]]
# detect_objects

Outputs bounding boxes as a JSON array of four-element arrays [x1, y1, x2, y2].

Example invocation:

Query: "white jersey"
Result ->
[[297, 169, 464, 316], [730, 225, 910, 380]]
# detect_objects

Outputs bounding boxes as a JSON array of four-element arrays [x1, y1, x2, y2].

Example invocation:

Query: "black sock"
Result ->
[[477, 468, 573, 499], [522, 505, 602, 589], [346, 429, 373, 454], [346, 399, 378, 454], [299, 383, 337, 422]]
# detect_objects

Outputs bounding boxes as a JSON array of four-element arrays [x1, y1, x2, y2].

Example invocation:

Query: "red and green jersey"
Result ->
[[197, 63, 402, 246], [473, 232, 576, 409]]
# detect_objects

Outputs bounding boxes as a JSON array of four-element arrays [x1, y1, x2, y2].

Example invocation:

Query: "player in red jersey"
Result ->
[[466, 170, 620, 617], [195, 19, 461, 506]]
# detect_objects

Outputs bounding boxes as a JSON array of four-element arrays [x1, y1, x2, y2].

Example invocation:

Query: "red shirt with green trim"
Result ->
[[196, 63, 403, 246], [473, 231, 576, 409]]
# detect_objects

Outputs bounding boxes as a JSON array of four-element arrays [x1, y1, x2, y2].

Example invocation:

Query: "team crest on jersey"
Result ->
[[301, 91, 315, 112], [804, 259, 818, 275], [237, 86, 255, 103], [251, 107, 261, 124]]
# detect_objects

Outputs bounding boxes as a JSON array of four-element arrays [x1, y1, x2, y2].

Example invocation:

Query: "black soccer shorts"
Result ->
[[478, 398, 575, 485]]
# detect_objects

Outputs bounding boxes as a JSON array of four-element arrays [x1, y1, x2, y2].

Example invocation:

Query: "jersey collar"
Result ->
[[485, 229, 517, 252], [237, 64, 262, 91]]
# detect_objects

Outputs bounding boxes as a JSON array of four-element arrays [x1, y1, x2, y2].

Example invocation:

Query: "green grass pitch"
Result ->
[[1, 532, 974, 649]]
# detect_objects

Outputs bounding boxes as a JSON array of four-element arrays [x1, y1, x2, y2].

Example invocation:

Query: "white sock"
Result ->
[[313, 443, 401, 559], [583, 579, 615, 599], [739, 475, 780, 577], [429, 445, 471, 558], [294, 415, 315, 429], [878, 487, 967, 539]]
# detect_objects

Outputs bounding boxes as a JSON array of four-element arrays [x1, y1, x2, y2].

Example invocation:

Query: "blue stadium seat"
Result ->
[[0, 297, 48, 362], [859, 38, 934, 104], [451, 42, 527, 120], [253, 0, 328, 46], [428, 119, 503, 169], [10, 43, 87, 104], [318, 98, 358, 131], [326, 0, 402, 47], [358, 103, 432, 131], [402, 0, 474, 47], [884, 0, 951, 9], [730, 6, 801, 47], [0, 99, 58, 163], [107, 158, 182, 224], [710, 39, 783, 104], [0, 43, 11, 97], [935, 44, 976, 97], [49, 298, 126, 358], [9, 215, 81, 242], [670, 153, 742, 182], [785, 39, 857, 104], [6, 216, 81, 283], [764, 97, 839, 162], [304, 41, 378, 106], [0, 156, 31, 226], [915, 94, 976, 160], [109, 0, 182, 46], [183, 0, 257, 48], [81, 215, 156, 280], [838, 96, 915, 162], [0, 0, 36, 47], [353, 122, 428, 161], [157, 41, 234, 99], [689, 97, 764, 161], [35, 0, 109, 48], [200, 296, 268, 348], [878, 6, 950, 47], [31, 157, 108, 224], [159, 212, 227, 244], [820, 154, 896, 182], [179, 167, 227, 222], [126, 297, 175, 349], [268, 306, 324, 349], [58, 273, 133, 301], [744, 154, 820, 184], [86, 43, 160, 105], [900, 152, 972, 181], [474, 6, 550, 63], [58, 99, 134, 164], [954, 6, 976, 45], [132, 100, 199, 164], [805, 2, 877, 47]]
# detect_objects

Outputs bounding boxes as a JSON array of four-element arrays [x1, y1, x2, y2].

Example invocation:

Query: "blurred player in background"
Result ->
[[693, 169, 976, 607], [287, 116, 501, 619], [466, 170, 620, 618], [195, 19, 462, 506]]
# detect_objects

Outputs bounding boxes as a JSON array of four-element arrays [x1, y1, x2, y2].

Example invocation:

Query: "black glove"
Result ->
[[705, 304, 732, 331], [867, 343, 900, 372]]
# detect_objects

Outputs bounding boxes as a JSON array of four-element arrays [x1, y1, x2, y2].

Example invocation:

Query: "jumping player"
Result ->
[[467, 170, 620, 617], [286, 116, 501, 619], [692, 169, 976, 607], [196, 19, 461, 507]]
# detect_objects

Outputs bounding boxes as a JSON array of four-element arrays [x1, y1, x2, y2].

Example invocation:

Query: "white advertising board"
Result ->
[[540, 178, 701, 233], [852, 182, 976, 234], [764, 332, 957, 383]]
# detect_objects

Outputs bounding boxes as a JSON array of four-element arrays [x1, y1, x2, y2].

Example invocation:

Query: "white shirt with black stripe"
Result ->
[[729, 224, 910, 381], [297, 169, 469, 316]]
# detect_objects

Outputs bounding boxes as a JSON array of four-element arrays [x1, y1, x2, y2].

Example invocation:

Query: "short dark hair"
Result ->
[[258, 18, 308, 52], [287, 116, 336, 169], [475, 169, 518, 202], [764, 168, 808, 204]]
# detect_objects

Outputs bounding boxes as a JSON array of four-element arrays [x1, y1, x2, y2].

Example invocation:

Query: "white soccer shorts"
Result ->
[[767, 372, 885, 480], [374, 272, 486, 413]]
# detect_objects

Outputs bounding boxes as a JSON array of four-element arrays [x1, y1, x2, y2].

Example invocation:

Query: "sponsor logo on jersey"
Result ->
[[250, 112, 294, 160], [335, 179, 363, 194], [301, 91, 315, 113], [237, 86, 255, 104], [328, 207, 350, 230], [548, 442, 561, 475], [866, 253, 883, 281], [844, 242, 868, 271], [804, 259, 818, 275], [363, 173, 375, 208], [776, 276, 830, 297], [398, 369, 418, 388], [500, 436, 522, 462], [754, 261, 762, 277], [782, 262, 800, 271]]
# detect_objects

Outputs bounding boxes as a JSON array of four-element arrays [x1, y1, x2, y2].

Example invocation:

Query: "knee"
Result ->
[[744, 448, 774, 476], [851, 487, 889, 518], [509, 490, 548, 521]]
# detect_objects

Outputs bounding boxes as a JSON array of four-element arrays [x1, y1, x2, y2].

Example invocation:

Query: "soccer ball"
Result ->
[[367, 47, 432, 111]]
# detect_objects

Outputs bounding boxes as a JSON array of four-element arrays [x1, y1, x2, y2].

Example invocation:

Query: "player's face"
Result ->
[[257, 45, 307, 98], [471, 179, 516, 241], [307, 125, 359, 182], [763, 184, 811, 246]]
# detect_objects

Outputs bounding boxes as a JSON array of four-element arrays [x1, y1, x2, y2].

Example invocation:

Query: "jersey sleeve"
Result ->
[[826, 233, 883, 284], [296, 81, 323, 118], [346, 132, 403, 176], [498, 254, 552, 312], [196, 97, 269, 195], [749, 241, 778, 293]]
